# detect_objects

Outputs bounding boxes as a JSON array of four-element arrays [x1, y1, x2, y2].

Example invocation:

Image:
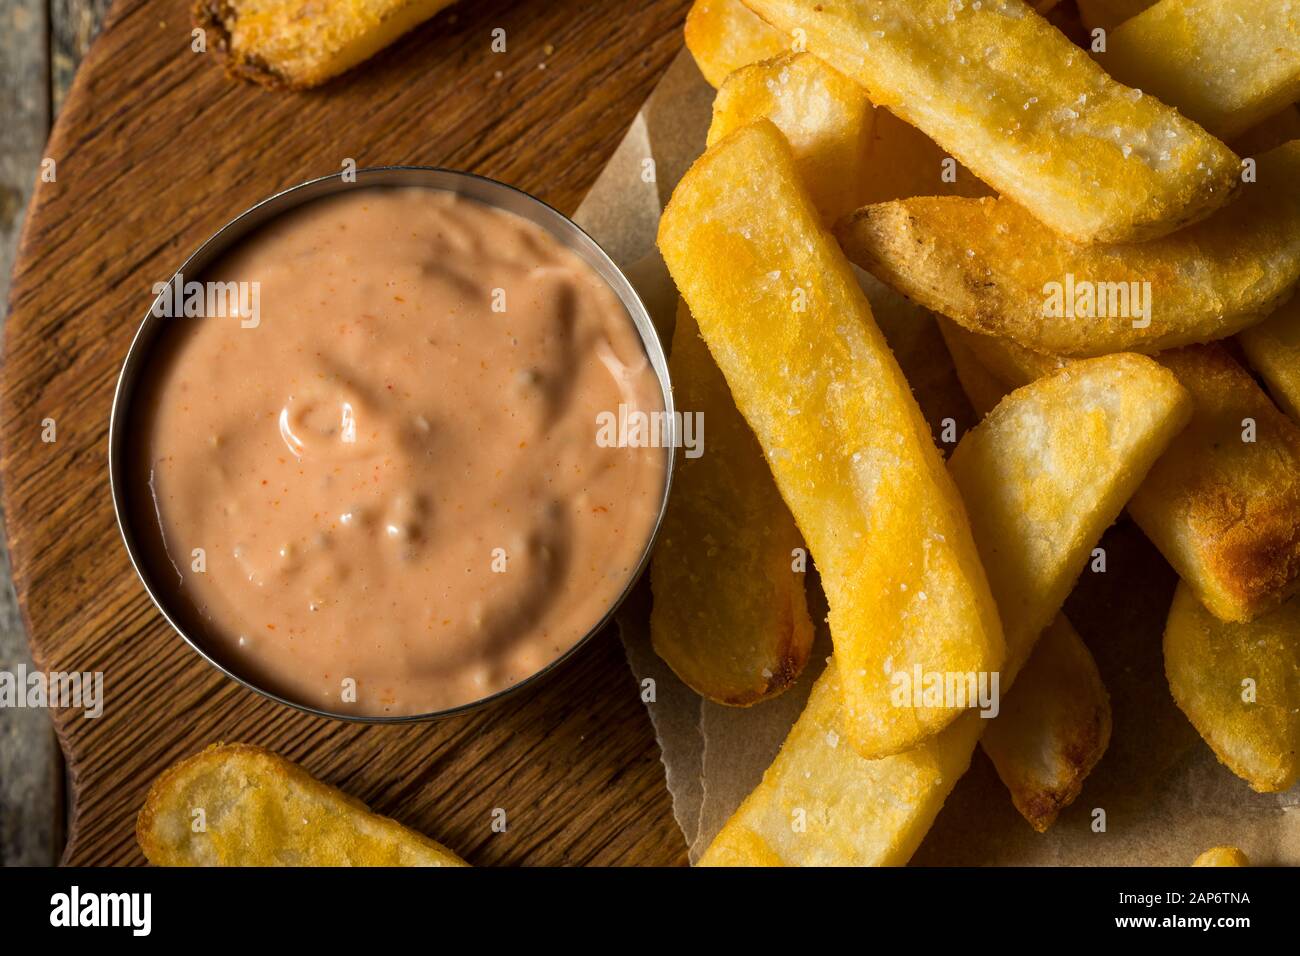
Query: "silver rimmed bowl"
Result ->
[[108, 166, 675, 723]]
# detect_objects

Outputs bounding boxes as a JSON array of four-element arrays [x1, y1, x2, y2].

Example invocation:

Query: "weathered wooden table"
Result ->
[[1, 0, 691, 866]]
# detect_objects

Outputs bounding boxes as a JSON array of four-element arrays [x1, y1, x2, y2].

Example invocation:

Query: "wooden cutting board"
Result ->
[[1, 0, 691, 866]]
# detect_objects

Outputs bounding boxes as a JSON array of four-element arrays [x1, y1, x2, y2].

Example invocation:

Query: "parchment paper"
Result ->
[[574, 49, 1300, 866]]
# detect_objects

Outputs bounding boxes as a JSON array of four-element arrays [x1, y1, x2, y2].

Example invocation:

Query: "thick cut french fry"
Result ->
[[193, 0, 458, 89], [708, 53, 875, 224], [1239, 298, 1300, 424], [944, 334, 1300, 623], [701, 355, 1189, 865], [686, 0, 790, 88], [1165, 583, 1300, 793], [980, 615, 1111, 832], [1077, 0, 1155, 31], [1102, 0, 1300, 142], [743, 0, 1239, 242], [951, 354, 1191, 676], [658, 121, 1003, 758], [137, 744, 467, 866], [837, 142, 1300, 356], [650, 303, 815, 705], [1130, 346, 1300, 622], [1193, 846, 1251, 867]]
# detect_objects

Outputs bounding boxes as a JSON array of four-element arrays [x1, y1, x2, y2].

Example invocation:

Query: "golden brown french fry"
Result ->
[[1131, 346, 1300, 622], [837, 142, 1300, 356], [1239, 298, 1300, 424], [137, 744, 468, 866], [650, 303, 815, 705], [685, 0, 789, 88], [939, 321, 1018, 419], [193, 0, 458, 89], [708, 53, 875, 223], [1101, 0, 1300, 142], [1193, 846, 1251, 867], [701, 353, 1190, 865], [743, 0, 1239, 242], [1077, 0, 1155, 31], [951, 355, 1191, 677], [1165, 583, 1300, 793], [980, 615, 1111, 832], [659, 121, 1004, 759], [942, 333, 1300, 624]]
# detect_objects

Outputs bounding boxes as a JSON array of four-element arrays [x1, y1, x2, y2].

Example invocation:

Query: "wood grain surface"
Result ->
[[1, 0, 692, 866]]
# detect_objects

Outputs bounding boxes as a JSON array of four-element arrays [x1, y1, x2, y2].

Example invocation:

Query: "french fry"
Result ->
[[685, 0, 790, 88], [1239, 298, 1300, 424], [1165, 583, 1300, 793], [1193, 846, 1251, 867], [1101, 0, 1300, 142], [701, 354, 1190, 865], [979, 615, 1112, 832], [950, 354, 1191, 676], [650, 303, 815, 705], [708, 53, 875, 223], [742, 0, 1240, 242], [837, 142, 1300, 356], [1130, 346, 1300, 622], [192, 0, 458, 89], [137, 744, 468, 866], [943, 334, 1300, 624], [1077, 0, 1155, 31], [658, 121, 1004, 758]]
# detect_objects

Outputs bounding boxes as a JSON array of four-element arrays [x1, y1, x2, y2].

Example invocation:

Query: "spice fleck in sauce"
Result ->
[[130, 188, 667, 715]]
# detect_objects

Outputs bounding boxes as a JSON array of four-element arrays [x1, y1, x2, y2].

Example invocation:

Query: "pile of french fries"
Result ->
[[653, 0, 1300, 864]]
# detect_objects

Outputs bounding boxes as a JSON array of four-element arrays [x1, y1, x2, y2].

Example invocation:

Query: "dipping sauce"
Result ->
[[129, 188, 667, 716]]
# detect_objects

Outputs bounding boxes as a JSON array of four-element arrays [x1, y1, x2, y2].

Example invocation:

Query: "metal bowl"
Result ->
[[108, 166, 675, 723]]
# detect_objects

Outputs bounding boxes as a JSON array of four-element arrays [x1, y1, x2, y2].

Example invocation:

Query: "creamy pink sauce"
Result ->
[[130, 188, 667, 716]]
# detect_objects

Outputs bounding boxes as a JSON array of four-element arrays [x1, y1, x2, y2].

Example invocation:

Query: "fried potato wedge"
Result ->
[[137, 744, 468, 866], [701, 354, 1189, 865], [743, 0, 1239, 242], [192, 0, 458, 89], [650, 303, 815, 705], [1077, 0, 1155, 31], [980, 615, 1112, 832], [837, 142, 1300, 356], [686, 0, 789, 88], [1239, 298, 1300, 424], [708, 53, 875, 223], [1165, 583, 1300, 792], [1193, 845, 1251, 867], [659, 121, 1003, 758], [943, 335, 1300, 622], [1102, 0, 1300, 142], [700, 669, 986, 866], [1130, 346, 1300, 622], [951, 353, 1191, 677]]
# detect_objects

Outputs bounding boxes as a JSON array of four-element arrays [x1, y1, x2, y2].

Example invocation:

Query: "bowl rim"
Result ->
[[107, 165, 676, 724]]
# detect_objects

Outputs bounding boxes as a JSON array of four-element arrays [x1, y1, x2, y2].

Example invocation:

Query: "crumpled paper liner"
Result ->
[[574, 49, 1300, 866]]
